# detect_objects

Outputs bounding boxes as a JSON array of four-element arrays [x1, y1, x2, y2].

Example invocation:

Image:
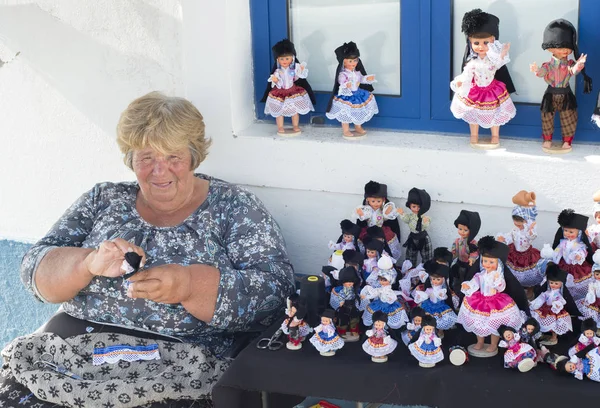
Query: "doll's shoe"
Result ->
[[372, 355, 388, 363], [320, 351, 336, 357], [517, 358, 536, 373], [277, 128, 301, 137], [286, 341, 302, 351], [342, 131, 366, 141], [419, 362, 435, 368], [542, 142, 572, 154]]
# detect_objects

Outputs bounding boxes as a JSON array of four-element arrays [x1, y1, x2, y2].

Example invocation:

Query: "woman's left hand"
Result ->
[[127, 264, 192, 304]]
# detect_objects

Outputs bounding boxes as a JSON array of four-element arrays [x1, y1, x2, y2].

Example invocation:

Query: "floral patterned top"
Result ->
[[20, 174, 295, 356]]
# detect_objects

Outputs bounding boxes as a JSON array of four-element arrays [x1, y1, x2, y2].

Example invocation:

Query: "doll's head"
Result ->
[[424, 260, 449, 288], [320, 309, 336, 326], [457, 224, 470, 239], [541, 19, 579, 60], [342, 234, 354, 243], [481, 256, 498, 272], [372, 311, 388, 330], [546, 263, 567, 294], [454, 210, 481, 242], [343, 250, 363, 271], [363, 181, 388, 209], [376, 267, 396, 288], [433, 247, 453, 266], [421, 315, 437, 335], [339, 266, 359, 290], [461, 9, 499, 60], [563, 227, 579, 241], [478, 236, 509, 273], [410, 307, 426, 327], [512, 215, 526, 230], [548, 279, 563, 290], [272, 39, 297, 68], [468, 34, 495, 58], [582, 319, 598, 339], [557, 209, 588, 242], [498, 325, 516, 342], [406, 188, 431, 217], [364, 237, 384, 260], [522, 317, 540, 336], [594, 270, 600, 281], [366, 249, 378, 259]]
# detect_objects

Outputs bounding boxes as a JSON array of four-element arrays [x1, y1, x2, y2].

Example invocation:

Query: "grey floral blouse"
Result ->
[[21, 174, 295, 356]]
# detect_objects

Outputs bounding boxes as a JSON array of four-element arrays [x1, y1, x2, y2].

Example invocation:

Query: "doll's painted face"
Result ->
[[374, 320, 386, 330], [546, 48, 573, 59], [430, 275, 444, 286], [343, 281, 354, 289], [413, 316, 422, 326], [525, 324, 536, 334], [584, 329, 595, 339], [513, 219, 525, 230], [277, 55, 294, 68], [288, 305, 297, 317], [469, 35, 495, 57], [366, 249, 378, 259], [502, 330, 514, 342], [343, 233, 354, 243], [563, 227, 579, 240], [378, 277, 390, 287], [422, 325, 435, 335], [409, 203, 420, 214], [321, 316, 332, 326], [594, 271, 600, 281], [481, 256, 498, 272], [595, 212, 600, 224], [366, 197, 384, 210], [344, 57, 359, 71], [565, 361, 577, 373], [549, 280, 563, 290], [457, 224, 470, 239]]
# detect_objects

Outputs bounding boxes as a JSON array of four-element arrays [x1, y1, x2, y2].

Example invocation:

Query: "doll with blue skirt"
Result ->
[[408, 315, 444, 368]]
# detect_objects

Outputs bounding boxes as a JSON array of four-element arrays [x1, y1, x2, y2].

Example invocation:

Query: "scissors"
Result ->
[[35, 353, 83, 380], [256, 327, 285, 350]]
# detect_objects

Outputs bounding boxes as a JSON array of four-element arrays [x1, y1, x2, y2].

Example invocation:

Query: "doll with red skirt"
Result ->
[[569, 319, 600, 357], [576, 251, 600, 329], [498, 325, 537, 372], [281, 294, 313, 350], [362, 311, 398, 363]]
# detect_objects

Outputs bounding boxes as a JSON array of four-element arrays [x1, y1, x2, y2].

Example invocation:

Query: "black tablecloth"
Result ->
[[212, 319, 598, 408]]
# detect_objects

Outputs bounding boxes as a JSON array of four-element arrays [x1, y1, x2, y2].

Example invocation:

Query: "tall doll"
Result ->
[[309, 309, 345, 357], [576, 251, 600, 327], [281, 294, 313, 350], [586, 190, 600, 252], [397, 188, 433, 266], [457, 237, 528, 357], [353, 181, 402, 260], [329, 266, 362, 342], [450, 210, 481, 296], [260, 39, 316, 136], [326, 41, 379, 140], [498, 325, 537, 373], [360, 267, 408, 329], [530, 19, 592, 153], [450, 9, 516, 148], [362, 311, 398, 363], [408, 315, 444, 368]]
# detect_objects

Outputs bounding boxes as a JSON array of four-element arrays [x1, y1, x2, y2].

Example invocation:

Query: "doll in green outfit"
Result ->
[[397, 188, 432, 266]]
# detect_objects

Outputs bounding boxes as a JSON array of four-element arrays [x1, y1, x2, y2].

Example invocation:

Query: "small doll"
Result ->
[[519, 317, 542, 352], [557, 344, 600, 382], [569, 319, 600, 357], [401, 307, 426, 346], [586, 190, 600, 252], [530, 19, 592, 153], [361, 237, 385, 282], [413, 261, 458, 336], [326, 41, 378, 140], [576, 251, 600, 327], [496, 191, 548, 294], [362, 311, 398, 363], [450, 9, 516, 148], [450, 210, 481, 295], [530, 263, 580, 346], [121, 251, 142, 290], [281, 295, 312, 350], [546, 209, 594, 301], [398, 259, 423, 303], [366, 253, 397, 289], [408, 315, 444, 368], [498, 325, 537, 372], [309, 309, 345, 357], [321, 251, 345, 293], [360, 266, 408, 329], [353, 181, 402, 260], [397, 188, 433, 266], [363, 226, 395, 259], [457, 237, 529, 356], [328, 219, 360, 252], [260, 39, 316, 136], [343, 249, 364, 275], [329, 267, 362, 342]]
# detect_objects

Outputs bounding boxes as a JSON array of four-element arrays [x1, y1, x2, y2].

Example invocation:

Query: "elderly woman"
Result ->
[[0, 92, 295, 407]]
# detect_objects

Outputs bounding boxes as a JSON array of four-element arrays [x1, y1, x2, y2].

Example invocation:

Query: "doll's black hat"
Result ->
[[478, 236, 509, 262], [582, 318, 598, 333], [542, 19, 576, 51], [558, 209, 588, 231], [406, 188, 431, 215], [272, 39, 296, 59], [364, 236, 385, 253], [124, 252, 142, 272], [461, 9, 500, 39], [338, 266, 360, 285], [410, 306, 427, 320], [498, 324, 517, 339], [364, 180, 387, 198], [433, 247, 453, 265], [343, 250, 363, 266], [295, 305, 307, 320], [546, 262, 568, 284], [424, 260, 449, 280], [454, 210, 481, 242], [372, 310, 388, 324], [421, 315, 437, 329], [335, 41, 360, 64], [366, 226, 385, 240], [321, 309, 336, 320], [555, 358, 569, 374], [340, 219, 360, 237], [523, 317, 540, 335]]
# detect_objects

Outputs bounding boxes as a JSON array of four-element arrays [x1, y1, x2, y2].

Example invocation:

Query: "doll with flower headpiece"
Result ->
[[450, 210, 481, 296], [353, 181, 402, 260], [260, 39, 316, 136], [408, 315, 444, 368], [576, 251, 600, 328], [530, 263, 580, 346], [586, 190, 600, 252], [450, 9, 516, 148], [569, 319, 600, 357], [329, 266, 362, 342], [401, 307, 426, 346], [498, 325, 537, 372], [360, 264, 408, 329], [529, 19, 592, 153], [557, 344, 600, 382], [281, 294, 313, 350], [309, 309, 345, 357], [363, 311, 398, 363], [326, 42, 378, 140], [397, 188, 433, 266]]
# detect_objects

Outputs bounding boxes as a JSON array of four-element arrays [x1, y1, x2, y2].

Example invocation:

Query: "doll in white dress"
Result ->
[[498, 325, 537, 372], [281, 295, 312, 350], [576, 251, 600, 327], [408, 315, 444, 368], [586, 190, 600, 252], [360, 267, 408, 329], [309, 309, 345, 357], [362, 311, 398, 363], [569, 319, 600, 357]]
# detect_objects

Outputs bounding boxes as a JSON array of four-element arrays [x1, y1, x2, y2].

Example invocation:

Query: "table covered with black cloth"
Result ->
[[212, 318, 598, 408]]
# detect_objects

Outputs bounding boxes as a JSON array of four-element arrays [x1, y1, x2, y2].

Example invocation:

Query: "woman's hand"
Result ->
[[127, 264, 192, 304], [85, 238, 145, 278]]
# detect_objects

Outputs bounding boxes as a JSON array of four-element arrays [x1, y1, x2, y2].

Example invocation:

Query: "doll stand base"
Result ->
[[449, 348, 468, 366], [419, 362, 435, 368], [342, 132, 366, 141], [286, 342, 302, 351], [538, 335, 558, 346], [470, 138, 499, 150], [341, 333, 360, 343], [467, 344, 498, 358], [277, 128, 301, 137], [320, 351, 336, 357], [371, 356, 388, 363], [542, 143, 572, 154], [517, 358, 536, 373]]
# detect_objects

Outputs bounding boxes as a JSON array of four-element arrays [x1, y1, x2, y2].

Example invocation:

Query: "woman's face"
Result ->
[[132, 147, 195, 209]]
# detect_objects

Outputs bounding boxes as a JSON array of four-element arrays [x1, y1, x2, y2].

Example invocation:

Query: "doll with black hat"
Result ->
[[450, 210, 481, 295], [576, 251, 600, 330], [457, 237, 526, 357], [328, 219, 360, 252], [397, 188, 433, 266], [585, 190, 600, 252], [329, 266, 362, 341], [326, 41, 378, 140], [450, 9, 516, 148], [362, 311, 398, 363], [361, 237, 385, 283], [360, 265, 408, 329], [261, 39, 316, 137], [408, 315, 444, 368], [309, 309, 345, 356], [343, 249, 364, 276], [530, 19, 592, 153], [498, 325, 537, 372], [363, 225, 395, 260], [321, 250, 346, 293], [401, 306, 426, 346], [530, 263, 580, 346], [281, 294, 313, 350], [353, 181, 402, 260], [519, 317, 542, 352], [557, 343, 600, 381], [121, 251, 143, 290], [569, 319, 600, 357], [545, 209, 594, 300]]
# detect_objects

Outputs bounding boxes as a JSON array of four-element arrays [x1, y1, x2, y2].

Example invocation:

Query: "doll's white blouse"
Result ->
[[462, 270, 506, 297], [361, 285, 397, 304], [414, 285, 447, 304], [553, 239, 587, 265], [496, 221, 537, 251], [337, 68, 376, 96], [585, 280, 600, 304], [587, 224, 600, 246], [530, 289, 566, 312], [354, 202, 398, 228], [269, 63, 308, 90]]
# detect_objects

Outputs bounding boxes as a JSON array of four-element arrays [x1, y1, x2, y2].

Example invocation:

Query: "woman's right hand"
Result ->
[[84, 238, 146, 278]]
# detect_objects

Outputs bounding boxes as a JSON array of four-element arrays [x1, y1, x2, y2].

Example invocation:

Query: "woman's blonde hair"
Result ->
[[117, 91, 211, 170]]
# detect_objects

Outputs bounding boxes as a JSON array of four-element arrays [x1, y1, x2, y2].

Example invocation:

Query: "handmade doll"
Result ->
[[398, 259, 423, 303], [326, 41, 378, 140], [401, 307, 426, 346], [546, 209, 594, 301], [329, 267, 362, 341], [530, 263, 580, 346], [362, 311, 398, 363], [498, 325, 537, 372], [496, 191, 548, 294], [576, 251, 600, 327], [363, 226, 395, 259], [328, 219, 360, 252], [450, 210, 481, 295], [309, 309, 345, 357], [408, 315, 444, 368], [530, 19, 592, 153], [397, 188, 433, 266], [586, 190, 600, 252], [450, 9, 516, 148], [366, 253, 397, 289], [413, 261, 458, 337], [361, 237, 385, 282], [281, 295, 312, 350], [519, 317, 542, 352], [353, 181, 402, 260], [557, 344, 600, 382], [360, 266, 408, 329], [457, 236, 529, 357], [261, 39, 316, 136], [569, 319, 600, 357]]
